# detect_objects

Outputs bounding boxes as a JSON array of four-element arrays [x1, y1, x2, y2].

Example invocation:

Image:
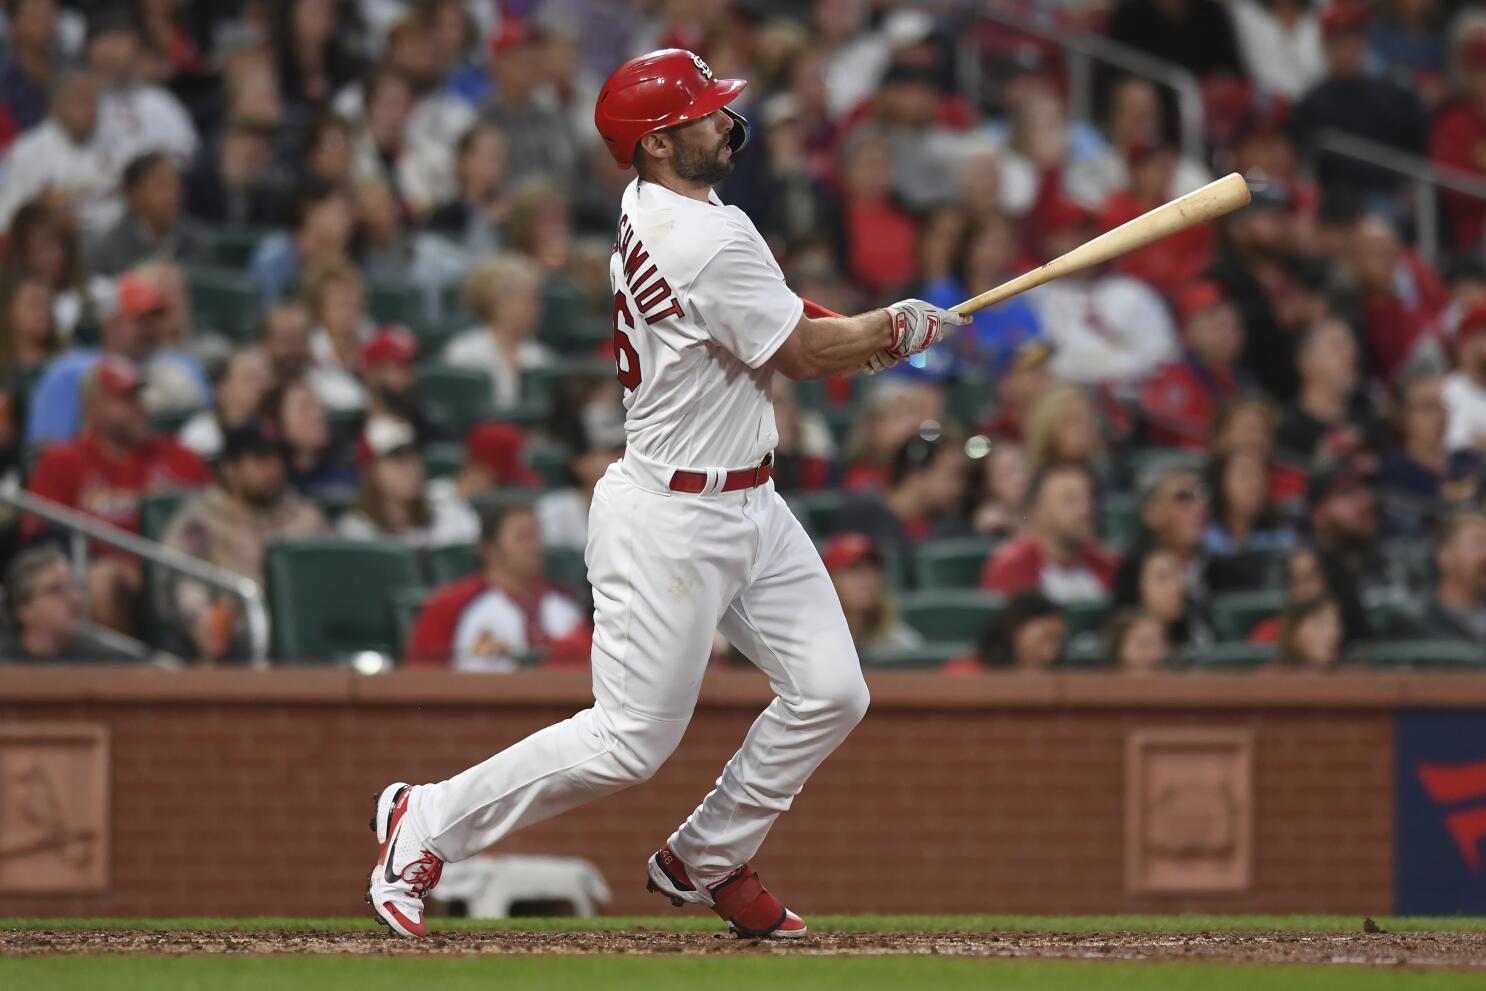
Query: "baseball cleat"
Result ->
[[645, 844, 807, 938], [366, 782, 443, 937]]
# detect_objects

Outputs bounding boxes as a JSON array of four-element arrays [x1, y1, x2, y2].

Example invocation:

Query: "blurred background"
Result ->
[[2, 0, 1486, 921]]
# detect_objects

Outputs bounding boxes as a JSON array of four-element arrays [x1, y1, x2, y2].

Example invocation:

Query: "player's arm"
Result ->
[[767, 299, 969, 381]]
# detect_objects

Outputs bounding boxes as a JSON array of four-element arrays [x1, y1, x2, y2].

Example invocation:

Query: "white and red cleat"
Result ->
[[366, 782, 444, 937], [645, 844, 807, 938]]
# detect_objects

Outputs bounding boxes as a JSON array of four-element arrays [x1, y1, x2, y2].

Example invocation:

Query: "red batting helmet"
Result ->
[[594, 49, 750, 170]]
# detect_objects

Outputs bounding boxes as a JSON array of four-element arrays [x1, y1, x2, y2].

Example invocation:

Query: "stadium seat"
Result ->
[[900, 589, 1004, 642], [915, 536, 1000, 589], [1364, 640, 1486, 670], [1189, 641, 1277, 670], [205, 227, 273, 268], [1210, 589, 1285, 641], [265, 540, 420, 661], [367, 279, 423, 326], [139, 490, 190, 542], [424, 442, 465, 480], [1098, 494, 1141, 550], [420, 365, 494, 433], [1060, 635, 1111, 669], [429, 543, 480, 585], [314, 487, 358, 521], [392, 586, 428, 663], [1063, 598, 1111, 637], [187, 266, 263, 340], [412, 313, 470, 356], [527, 442, 571, 486], [545, 547, 590, 604], [788, 491, 847, 537], [859, 640, 969, 670]]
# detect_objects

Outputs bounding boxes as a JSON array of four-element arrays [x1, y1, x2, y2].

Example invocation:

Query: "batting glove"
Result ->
[[884, 299, 969, 360]]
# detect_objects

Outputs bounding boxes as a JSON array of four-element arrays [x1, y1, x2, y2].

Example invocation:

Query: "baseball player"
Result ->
[[368, 49, 966, 939]]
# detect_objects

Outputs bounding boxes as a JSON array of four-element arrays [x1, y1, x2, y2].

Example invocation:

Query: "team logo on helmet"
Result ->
[[689, 52, 713, 80]]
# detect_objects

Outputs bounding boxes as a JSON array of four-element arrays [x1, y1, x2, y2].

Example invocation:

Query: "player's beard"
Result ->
[[672, 134, 733, 186]]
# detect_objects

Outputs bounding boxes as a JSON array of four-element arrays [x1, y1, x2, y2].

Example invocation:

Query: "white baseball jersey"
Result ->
[[608, 178, 804, 469]]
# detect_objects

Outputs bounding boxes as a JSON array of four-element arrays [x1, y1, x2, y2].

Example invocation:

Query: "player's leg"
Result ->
[[370, 467, 743, 934], [665, 487, 868, 881]]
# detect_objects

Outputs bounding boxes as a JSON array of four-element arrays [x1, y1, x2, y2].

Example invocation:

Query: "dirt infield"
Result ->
[[4, 928, 1485, 967]]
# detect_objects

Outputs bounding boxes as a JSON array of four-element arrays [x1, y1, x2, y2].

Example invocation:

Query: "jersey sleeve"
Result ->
[[687, 236, 804, 370]]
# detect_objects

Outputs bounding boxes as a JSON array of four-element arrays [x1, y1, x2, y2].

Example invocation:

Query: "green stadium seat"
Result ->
[[915, 537, 999, 589], [1099, 494, 1141, 550], [788, 491, 847, 537], [545, 546, 589, 602], [1060, 636, 1112, 669], [314, 486, 359, 522], [527, 442, 571, 486], [1364, 640, 1486, 670], [187, 266, 263, 340], [392, 586, 429, 663], [429, 543, 480, 585], [139, 490, 191, 542], [265, 540, 420, 661], [420, 365, 493, 433], [206, 227, 273, 268], [367, 279, 423, 326], [859, 640, 969, 670], [1063, 598, 1111, 637], [1210, 589, 1285, 641], [1190, 641, 1277, 670], [424, 442, 465, 480], [412, 313, 470, 356], [325, 406, 366, 446], [900, 589, 1004, 642]]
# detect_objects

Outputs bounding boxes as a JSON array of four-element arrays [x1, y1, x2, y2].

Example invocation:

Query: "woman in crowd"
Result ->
[[950, 590, 1067, 672], [1115, 546, 1213, 658], [0, 275, 58, 381], [0, 202, 91, 341], [1210, 395, 1308, 504], [1380, 372, 1457, 534], [441, 253, 553, 410], [969, 439, 1029, 540], [261, 377, 356, 499], [1203, 448, 1295, 590], [338, 415, 468, 548], [1024, 384, 1106, 477], [1249, 543, 1371, 646], [822, 533, 922, 657], [1272, 596, 1346, 671], [303, 259, 373, 411], [180, 349, 272, 459], [1106, 608, 1171, 674], [841, 378, 944, 490]]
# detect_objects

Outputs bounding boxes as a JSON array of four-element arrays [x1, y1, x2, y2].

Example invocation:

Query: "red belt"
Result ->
[[669, 454, 774, 494]]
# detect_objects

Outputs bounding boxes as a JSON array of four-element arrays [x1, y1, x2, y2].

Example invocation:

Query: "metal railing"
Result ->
[[975, 6, 1207, 161], [1313, 129, 1486, 262], [0, 489, 270, 667]]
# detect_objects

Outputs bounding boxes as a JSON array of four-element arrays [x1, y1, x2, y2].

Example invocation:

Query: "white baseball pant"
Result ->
[[407, 451, 868, 883]]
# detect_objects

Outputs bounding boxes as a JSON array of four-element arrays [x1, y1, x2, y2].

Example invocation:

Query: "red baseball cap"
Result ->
[[92, 354, 143, 399], [822, 533, 882, 575], [116, 272, 167, 319], [359, 325, 419, 370], [466, 422, 542, 487], [1176, 280, 1228, 323], [1321, 1, 1370, 38], [1456, 299, 1486, 350]]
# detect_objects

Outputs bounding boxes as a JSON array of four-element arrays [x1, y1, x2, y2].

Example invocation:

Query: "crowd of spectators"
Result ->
[[1, 0, 1485, 675]]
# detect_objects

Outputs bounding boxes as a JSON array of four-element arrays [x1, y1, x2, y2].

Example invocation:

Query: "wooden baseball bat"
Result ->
[[952, 172, 1252, 315]]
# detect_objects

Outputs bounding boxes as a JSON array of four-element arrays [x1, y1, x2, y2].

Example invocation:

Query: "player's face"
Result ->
[[669, 111, 735, 185]]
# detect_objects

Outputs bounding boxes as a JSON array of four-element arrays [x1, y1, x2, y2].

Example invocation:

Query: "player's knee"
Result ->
[[816, 674, 870, 728], [610, 717, 689, 785]]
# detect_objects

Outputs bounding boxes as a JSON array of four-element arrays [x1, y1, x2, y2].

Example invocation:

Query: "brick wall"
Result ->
[[0, 668, 1464, 918]]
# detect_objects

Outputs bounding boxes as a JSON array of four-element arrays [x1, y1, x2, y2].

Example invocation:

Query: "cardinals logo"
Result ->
[[690, 52, 713, 80]]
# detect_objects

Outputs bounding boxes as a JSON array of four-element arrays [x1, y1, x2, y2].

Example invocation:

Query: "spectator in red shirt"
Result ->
[[26, 354, 211, 632], [1430, 31, 1486, 251], [406, 501, 588, 671], [981, 462, 1120, 603], [1097, 142, 1216, 298], [1338, 215, 1447, 379], [838, 125, 918, 299], [1142, 281, 1251, 448]]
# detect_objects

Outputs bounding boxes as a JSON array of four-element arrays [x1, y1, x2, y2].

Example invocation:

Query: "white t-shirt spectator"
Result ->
[[1031, 275, 1177, 385], [1443, 371, 1486, 453], [440, 328, 554, 408], [1229, 0, 1325, 101], [307, 327, 371, 412], [452, 585, 585, 672], [97, 84, 199, 168], [0, 119, 122, 236]]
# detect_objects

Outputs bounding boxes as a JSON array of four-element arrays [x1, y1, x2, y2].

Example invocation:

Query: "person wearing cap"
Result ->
[[982, 462, 1119, 603], [407, 498, 588, 671], [1027, 198, 1176, 387], [1386, 511, 1486, 646], [25, 354, 212, 632], [1431, 27, 1486, 251], [821, 533, 921, 656], [1442, 299, 1486, 455], [87, 151, 213, 277], [1275, 318, 1376, 467], [836, 430, 968, 569], [1293, 0, 1427, 198], [535, 407, 627, 552], [442, 253, 554, 409], [302, 259, 372, 412], [1141, 281, 1252, 449], [479, 19, 581, 187], [338, 415, 469, 549], [84, 9, 198, 168], [26, 267, 211, 445], [360, 324, 432, 439], [0, 69, 119, 238], [423, 421, 547, 549], [1306, 456, 1387, 593], [160, 418, 327, 661]]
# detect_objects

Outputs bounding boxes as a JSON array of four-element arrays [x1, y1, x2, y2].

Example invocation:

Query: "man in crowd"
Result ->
[[25, 356, 213, 632], [834, 432, 968, 568], [1431, 29, 1486, 252], [0, 0, 61, 137], [85, 10, 198, 166], [161, 420, 327, 661], [360, 325, 430, 439], [1276, 318, 1370, 466], [1141, 281, 1250, 448], [259, 302, 315, 385], [0, 546, 145, 663], [982, 462, 1119, 603], [406, 502, 587, 671], [0, 69, 119, 236], [1307, 458, 1387, 593], [1117, 460, 1210, 599], [251, 179, 354, 302], [88, 151, 214, 275], [1389, 512, 1486, 645]]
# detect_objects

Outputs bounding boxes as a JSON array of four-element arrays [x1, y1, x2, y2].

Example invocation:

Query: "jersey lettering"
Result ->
[[615, 213, 685, 327]]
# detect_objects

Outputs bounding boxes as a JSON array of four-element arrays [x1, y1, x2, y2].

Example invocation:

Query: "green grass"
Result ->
[[1, 955, 1483, 991], [5, 913, 1485, 933]]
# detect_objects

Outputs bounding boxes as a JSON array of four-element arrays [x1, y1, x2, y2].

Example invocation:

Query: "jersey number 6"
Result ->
[[612, 290, 642, 389]]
